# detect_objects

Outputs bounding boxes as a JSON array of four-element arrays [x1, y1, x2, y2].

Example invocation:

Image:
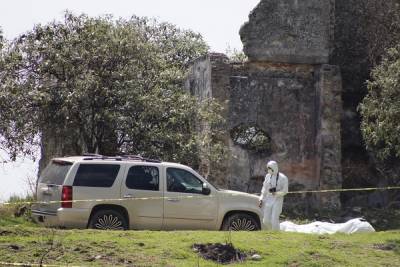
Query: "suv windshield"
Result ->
[[39, 160, 73, 185], [188, 168, 220, 191]]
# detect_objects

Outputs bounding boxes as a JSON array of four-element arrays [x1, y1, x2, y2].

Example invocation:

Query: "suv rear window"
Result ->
[[73, 164, 120, 187], [39, 160, 73, 185]]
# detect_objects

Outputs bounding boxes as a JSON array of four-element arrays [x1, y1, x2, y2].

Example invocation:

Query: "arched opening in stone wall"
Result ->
[[230, 124, 271, 154]]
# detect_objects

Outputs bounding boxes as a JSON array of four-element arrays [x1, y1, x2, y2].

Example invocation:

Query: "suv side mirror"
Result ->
[[202, 183, 211, 195]]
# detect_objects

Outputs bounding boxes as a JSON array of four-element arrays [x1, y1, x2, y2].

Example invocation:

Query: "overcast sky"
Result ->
[[0, 0, 260, 201], [0, 0, 260, 52]]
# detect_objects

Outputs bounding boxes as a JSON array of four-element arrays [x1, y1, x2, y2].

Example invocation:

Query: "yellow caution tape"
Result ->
[[286, 186, 400, 194], [0, 186, 399, 206], [0, 194, 216, 206]]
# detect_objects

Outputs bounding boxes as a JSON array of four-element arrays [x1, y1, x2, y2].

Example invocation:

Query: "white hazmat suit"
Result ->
[[259, 161, 288, 230]]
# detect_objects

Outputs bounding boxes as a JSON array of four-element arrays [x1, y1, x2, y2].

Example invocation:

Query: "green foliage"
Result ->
[[230, 124, 271, 153], [0, 195, 37, 227], [225, 46, 247, 63], [0, 13, 224, 166], [359, 45, 400, 161], [0, 27, 3, 50]]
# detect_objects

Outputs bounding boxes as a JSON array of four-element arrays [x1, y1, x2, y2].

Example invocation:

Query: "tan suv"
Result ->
[[32, 155, 262, 231]]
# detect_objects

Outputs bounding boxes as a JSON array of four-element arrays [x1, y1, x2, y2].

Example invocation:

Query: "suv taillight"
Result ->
[[61, 186, 73, 208]]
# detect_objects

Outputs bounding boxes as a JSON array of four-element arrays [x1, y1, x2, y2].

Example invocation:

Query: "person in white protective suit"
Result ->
[[259, 160, 289, 230]]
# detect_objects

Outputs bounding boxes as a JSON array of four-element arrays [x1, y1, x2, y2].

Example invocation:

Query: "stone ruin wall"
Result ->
[[37, 0, 344, 211], [185, 0, 342, 211]]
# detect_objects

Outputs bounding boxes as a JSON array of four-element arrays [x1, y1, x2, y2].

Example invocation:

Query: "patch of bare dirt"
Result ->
[[373, 243, 397, 251], [0, 230, 13, 236], [6, 244, 21, 251], [192, 243, 247, 264]]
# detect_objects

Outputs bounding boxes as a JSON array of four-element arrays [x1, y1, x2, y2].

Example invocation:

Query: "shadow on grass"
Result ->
[[373, 239, 400, 255]]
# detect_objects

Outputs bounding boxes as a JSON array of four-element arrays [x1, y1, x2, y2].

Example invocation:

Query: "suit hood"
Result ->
[[267, 160, 279, 175]]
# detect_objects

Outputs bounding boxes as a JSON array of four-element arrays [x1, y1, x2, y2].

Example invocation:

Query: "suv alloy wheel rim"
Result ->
[[229, 218, 256, 231], [95, 214, 124, 230]]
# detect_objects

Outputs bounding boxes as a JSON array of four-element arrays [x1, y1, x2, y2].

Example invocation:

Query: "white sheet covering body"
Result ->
[[280, 218, 375, 234]]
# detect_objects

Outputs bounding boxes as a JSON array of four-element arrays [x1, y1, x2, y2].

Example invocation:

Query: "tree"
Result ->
[[0, 28, 32, 161], [0, 27, 3, 50], [0, 13, 224, 168], [359, 45, 400, 161], [225, 46, 247, 63]]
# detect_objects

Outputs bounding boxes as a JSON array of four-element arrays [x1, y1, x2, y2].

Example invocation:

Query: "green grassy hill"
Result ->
[[1, 203, 399, 266], [0, 224, 399, 267]]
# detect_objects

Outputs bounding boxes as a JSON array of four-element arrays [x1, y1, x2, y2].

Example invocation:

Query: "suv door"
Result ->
[[120, 164, 163, 230], [163, 167, 218, 230]]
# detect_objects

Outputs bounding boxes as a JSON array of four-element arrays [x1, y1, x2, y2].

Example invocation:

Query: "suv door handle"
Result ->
[[123, 194, 134, 198], [167, 198, 180, 202]]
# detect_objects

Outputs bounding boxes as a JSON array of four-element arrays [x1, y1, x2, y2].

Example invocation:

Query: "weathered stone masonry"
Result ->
[[185, 0, 342, 210]]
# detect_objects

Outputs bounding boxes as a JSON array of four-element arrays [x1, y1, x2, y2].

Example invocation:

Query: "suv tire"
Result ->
[[222, 213, 260, 231], [88, 209, 128, 230]]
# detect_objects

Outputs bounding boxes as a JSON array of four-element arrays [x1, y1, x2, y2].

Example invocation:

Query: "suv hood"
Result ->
[[217, 189, 261, 218], [218, 189, 259, 200]]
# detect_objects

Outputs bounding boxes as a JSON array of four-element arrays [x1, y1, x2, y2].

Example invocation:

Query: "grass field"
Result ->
[[1, 201, 400, 267], [0, 222, 399, 267]]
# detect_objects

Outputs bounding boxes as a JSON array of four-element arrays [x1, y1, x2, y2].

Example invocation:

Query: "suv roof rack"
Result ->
[[82, 153, 103, 157], [82, 154, 161, 163]]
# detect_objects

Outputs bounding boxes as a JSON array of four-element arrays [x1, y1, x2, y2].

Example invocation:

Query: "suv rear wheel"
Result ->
[[222, 213, 260, 231], [88, 209, 128, 230]]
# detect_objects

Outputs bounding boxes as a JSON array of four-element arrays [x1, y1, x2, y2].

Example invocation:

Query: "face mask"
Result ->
[[267, 167, 273, 175]]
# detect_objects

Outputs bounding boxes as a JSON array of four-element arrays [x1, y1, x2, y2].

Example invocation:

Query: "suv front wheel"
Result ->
[[88, 209, 128, 230], [222, 213, 260, 231]]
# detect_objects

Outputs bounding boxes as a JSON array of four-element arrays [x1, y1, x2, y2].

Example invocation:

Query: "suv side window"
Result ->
[[167, 168, 203, 194], [73, 164, 120, 187], [126, 166, 159, 191]]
